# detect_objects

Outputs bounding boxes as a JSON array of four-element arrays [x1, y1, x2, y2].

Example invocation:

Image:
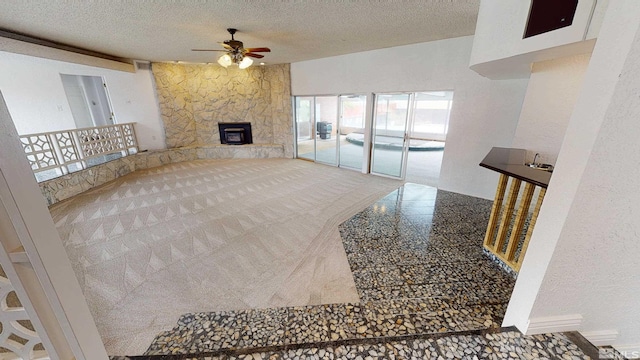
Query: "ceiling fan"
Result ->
[[192, 28, 271, 69]]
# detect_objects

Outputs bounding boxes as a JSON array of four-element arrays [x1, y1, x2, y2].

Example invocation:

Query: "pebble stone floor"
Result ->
[[113, 330, 621, 359], [121, 184, 618, 359]]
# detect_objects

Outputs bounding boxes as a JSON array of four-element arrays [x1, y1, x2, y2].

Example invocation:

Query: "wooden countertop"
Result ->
[[479, 147, 551, 188]]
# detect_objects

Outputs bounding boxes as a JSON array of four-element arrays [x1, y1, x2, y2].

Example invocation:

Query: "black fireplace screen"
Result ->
[[218, 122, 253, 145]]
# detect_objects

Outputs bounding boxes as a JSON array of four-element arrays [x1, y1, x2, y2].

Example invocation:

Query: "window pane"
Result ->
[[339, 95, 366, 170], [314, 96, 338, 165], [411, 91, 453, 141], [296, 97, 315, 160], [371, 93, 410, 178]]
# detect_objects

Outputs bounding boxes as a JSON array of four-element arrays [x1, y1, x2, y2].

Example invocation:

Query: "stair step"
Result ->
[[112, 327, 606, 359], [142, 297, 507, 356]]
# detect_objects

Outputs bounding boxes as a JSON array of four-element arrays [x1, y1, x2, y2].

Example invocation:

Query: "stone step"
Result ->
[[111, 327, 607, 359], [141, 297, 507, 357]]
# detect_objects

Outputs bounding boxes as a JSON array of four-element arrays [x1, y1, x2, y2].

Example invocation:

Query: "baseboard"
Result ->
[[581, 330, 618, 346], [613, 344, 640, 359], [525, 314, 583, 334]]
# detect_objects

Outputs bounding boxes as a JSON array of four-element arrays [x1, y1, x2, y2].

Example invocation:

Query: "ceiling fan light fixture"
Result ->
[[193, 28, 270, 68], [217, 54, 232, 67], [238, 56, 253, 69]]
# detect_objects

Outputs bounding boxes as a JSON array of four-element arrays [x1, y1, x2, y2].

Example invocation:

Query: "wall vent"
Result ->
[[134, 61, 151, 71]]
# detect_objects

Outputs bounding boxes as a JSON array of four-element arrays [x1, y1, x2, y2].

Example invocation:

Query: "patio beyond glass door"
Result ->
[[338, 95, 366, 170], [371, 93, 411, 178], [296, 97, 315, 161], [314, 96, 338, 165]]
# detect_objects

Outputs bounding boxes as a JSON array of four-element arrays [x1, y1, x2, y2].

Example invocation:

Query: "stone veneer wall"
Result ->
[[39, 144, 284, 206], [151, 63, 294, 158]]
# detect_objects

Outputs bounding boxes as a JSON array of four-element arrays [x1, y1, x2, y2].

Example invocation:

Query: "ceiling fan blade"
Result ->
[[191, 49, 227, 52], [245, 47, 271, 53], [245, 53, 264, 59], [219, 42, 233, 50]]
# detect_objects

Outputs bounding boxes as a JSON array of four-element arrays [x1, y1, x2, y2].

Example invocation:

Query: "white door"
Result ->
[[61, 74, 115, 128]]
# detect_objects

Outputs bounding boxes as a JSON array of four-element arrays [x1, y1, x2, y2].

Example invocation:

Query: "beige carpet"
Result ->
[[49, 158, 401, 355]]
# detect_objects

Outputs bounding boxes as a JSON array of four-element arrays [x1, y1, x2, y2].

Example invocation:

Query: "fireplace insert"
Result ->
[[218, 122, 253, 145]]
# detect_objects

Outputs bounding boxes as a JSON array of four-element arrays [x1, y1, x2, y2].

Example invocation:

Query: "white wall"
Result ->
[[291, 36, 529, 200], [504, 0, 640, 353], [530, 11, 640, 353], [470, 0, 605, 79], [0, 51, 166, 150], [511, 53, 591, 165]]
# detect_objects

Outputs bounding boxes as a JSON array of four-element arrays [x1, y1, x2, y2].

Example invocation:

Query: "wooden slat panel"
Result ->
[[505, 182, 536, 262], [483, 174, 509, 250], [493, 178, 521, 255], [515, 188, 547, 271]]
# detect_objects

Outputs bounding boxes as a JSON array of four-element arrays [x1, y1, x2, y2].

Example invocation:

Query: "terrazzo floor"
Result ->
[[131, 183, 617, 359]]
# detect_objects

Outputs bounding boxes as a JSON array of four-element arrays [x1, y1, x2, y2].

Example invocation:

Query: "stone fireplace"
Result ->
[[218, 122, 253, 145], [151, 63, 293, 157]]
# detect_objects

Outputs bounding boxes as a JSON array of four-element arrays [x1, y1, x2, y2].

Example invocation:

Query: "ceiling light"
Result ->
[[238, 56, 253, 69], [217, 54, 232, 68], [260, 62, 265, 66]]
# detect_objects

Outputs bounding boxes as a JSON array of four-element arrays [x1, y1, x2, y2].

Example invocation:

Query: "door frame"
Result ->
[[369, 92, 415, 180]]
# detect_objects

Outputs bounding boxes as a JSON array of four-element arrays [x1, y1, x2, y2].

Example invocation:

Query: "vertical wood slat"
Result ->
[[493, 177, 522, 254], [505, 182, 536, 262], [483, 174, 509, 250], [514, 188, 547, 271]]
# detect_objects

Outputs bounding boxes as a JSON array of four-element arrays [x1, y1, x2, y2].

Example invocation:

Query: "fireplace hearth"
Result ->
[[218, 122, 253, 145]]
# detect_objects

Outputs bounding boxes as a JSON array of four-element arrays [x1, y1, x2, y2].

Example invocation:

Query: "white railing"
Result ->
[[0, 263, 50, 359], [20, 123, 138, 181]]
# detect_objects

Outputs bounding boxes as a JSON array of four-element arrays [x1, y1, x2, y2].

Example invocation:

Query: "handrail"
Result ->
[[19, 123, 138, 181]]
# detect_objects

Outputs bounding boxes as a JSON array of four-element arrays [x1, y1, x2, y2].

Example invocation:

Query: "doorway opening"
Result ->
[[370, 91, 452, 186], [60, 74, 115, 129], [406, 91, 453, 187], [60, 74, 121, 169]]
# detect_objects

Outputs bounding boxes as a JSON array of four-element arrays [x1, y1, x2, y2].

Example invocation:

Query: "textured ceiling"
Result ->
[[0, 0, 480, 65]]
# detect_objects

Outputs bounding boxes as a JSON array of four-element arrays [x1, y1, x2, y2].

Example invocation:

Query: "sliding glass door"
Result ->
[[295, 94, 367, 170], [314, 96, 338, 165], [411, 91, 453, 142], [295, 97, 315, 161], [370, 93, 412, 178], [338, 95, 366, 170], [295, 91, 452, 184]]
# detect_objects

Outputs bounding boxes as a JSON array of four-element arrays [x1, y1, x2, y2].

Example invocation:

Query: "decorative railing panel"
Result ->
[[0, 264, 49, 359], [54, 131, 80, 164], [20, 123, 138, 182], [20, 135, 59, 172]]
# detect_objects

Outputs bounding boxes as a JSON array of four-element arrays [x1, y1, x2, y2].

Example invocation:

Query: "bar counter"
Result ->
[[479, 147, 552, 273], [479, 147, 551, 188]]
